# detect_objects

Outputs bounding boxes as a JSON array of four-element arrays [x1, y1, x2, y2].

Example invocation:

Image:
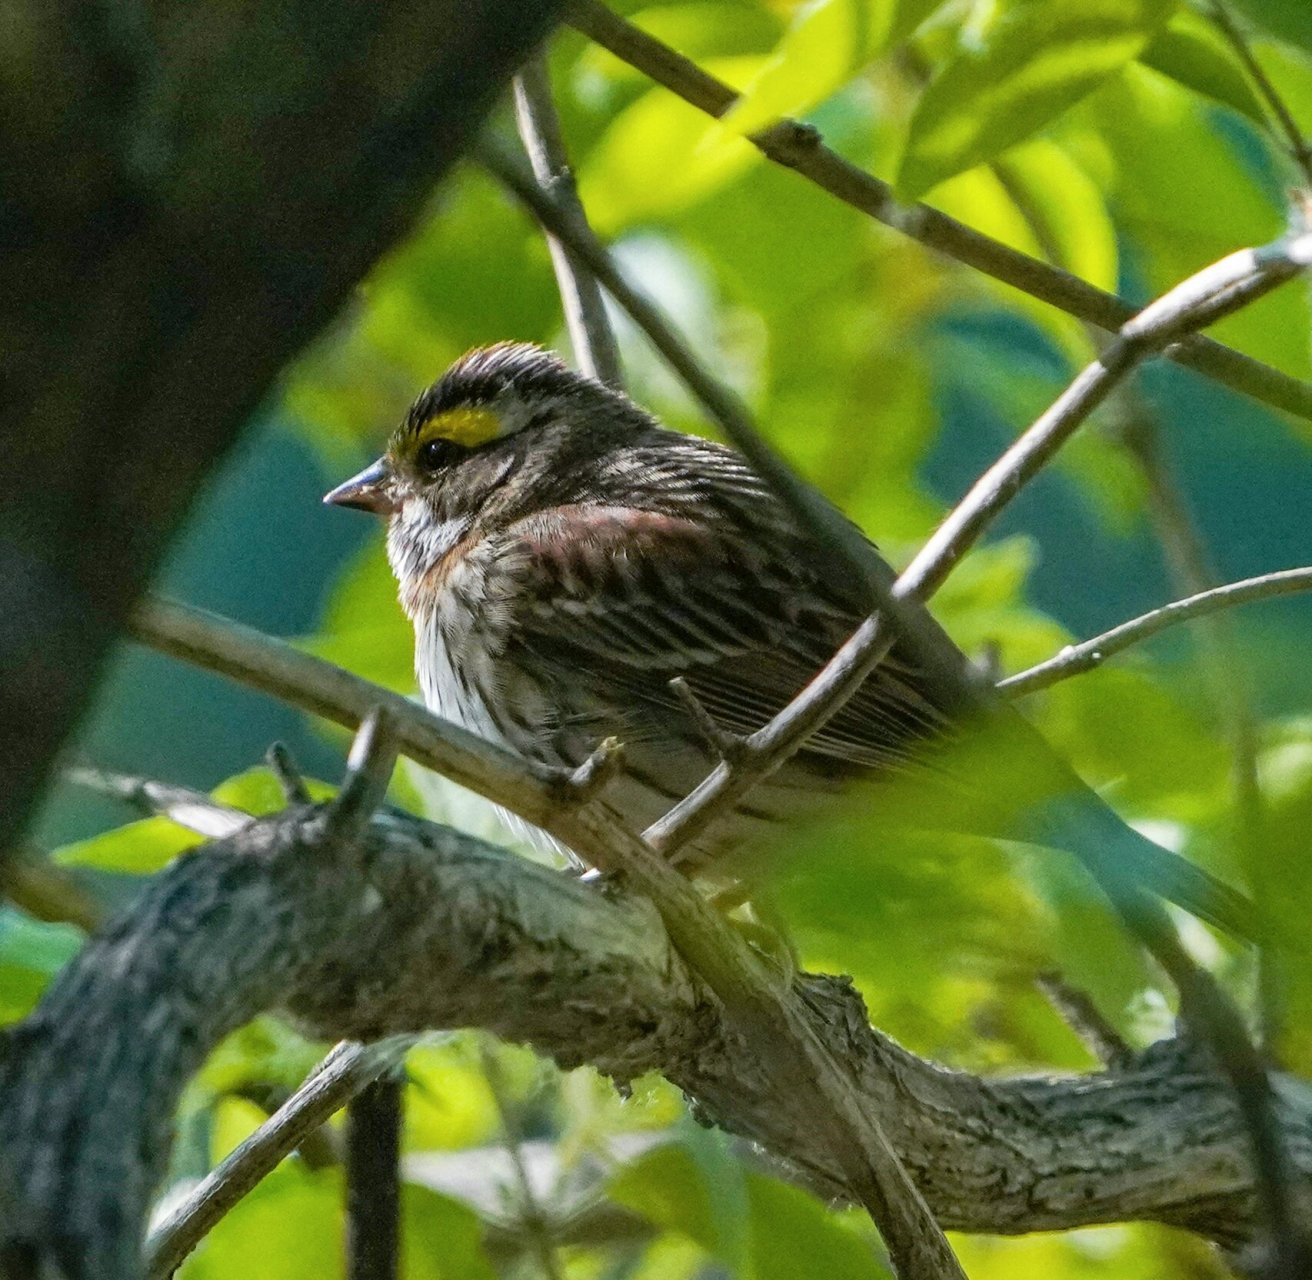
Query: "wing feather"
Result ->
[[498, 485, 947, 770]]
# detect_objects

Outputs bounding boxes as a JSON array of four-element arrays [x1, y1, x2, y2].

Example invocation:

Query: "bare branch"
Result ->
[[1035, 972, 1133, 1068], [900, 238, 1308, 600], [267, 741, 312, 805], [130, 597, 571, 832], [346, 1072, 405, 1280], [669, 677, 746, 766], [564, 0, 1312, 424], [129, 601, 966, 1279], [560, 735, 625, 803], [1001, 567, 1312, 696], [1208, 0, 1312, 189], [4, 800, 1311, 1277], [513, 55, 624, 387], [146, 1039, 415, 1280], [65, 764, 252, 839], [326, 707, 399, 846]]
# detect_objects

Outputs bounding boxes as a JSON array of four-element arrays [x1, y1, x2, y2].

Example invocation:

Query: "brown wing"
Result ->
[[497, 492, 947, 772]]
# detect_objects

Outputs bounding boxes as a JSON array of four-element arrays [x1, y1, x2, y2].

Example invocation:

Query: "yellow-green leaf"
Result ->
[[898, 0, 1178, 199], [723, 0, 947, 136], [1139, 9, 1267, 121]]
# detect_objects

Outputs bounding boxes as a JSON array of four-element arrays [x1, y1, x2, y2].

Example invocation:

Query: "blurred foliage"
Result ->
[[14, 0, 1312, 1275]]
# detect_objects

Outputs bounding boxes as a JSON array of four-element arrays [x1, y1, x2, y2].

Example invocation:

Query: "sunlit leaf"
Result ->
[[723, 0, 947, 136], [53, 815, 197, 874], [898, 0, 1177, 199], [303, 532, 414, 694], [581, 59, 764, 230], [922, 164, 1097, 366], [1074, 65, 1309, 378], [991, 139, 1120, 291], [1139, 9, 1267, 121], [178, 1164, 344, 1279], [0, 910, 82, 1022], [213, 766, 333, 815], [188, 1016, 328, 1107], [404, 1042, 501, 1153], [610, 1141, 890, 1279]]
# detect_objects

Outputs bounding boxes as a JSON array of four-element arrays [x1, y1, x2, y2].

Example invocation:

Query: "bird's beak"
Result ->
[[323, 459, 398, 515]]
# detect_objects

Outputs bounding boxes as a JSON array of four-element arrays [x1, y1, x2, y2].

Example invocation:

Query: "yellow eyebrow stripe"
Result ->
[[416, 406, 502, 449]]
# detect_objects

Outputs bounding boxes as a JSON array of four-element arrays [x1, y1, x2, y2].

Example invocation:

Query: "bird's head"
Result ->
[[324, 343, 646, 603]]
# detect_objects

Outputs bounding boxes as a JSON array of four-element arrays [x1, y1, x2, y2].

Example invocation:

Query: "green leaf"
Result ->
[[212, 766, 333, 815], [0, 909, 82, 1022], [991, 138, 1120, 290], [1228, 0, 1312, 55], [1139, 10, 1267, 121], [1074, 64, 1309, 379], [580, 59, 764, 230], [53, 815, 197, 874], [176, 1162, 494, 1280], [177, 1165, 343, 1279], [50, 767, 334, 876], [1243, 720, 1312, 1071], [723, 0, 948, 136], [610, 1142, 890, 1279], [403, 1184, 498, 1280], [918, 163, 1099, 367], [898, 0, 1178, 199], [302, 531, 414, 694]]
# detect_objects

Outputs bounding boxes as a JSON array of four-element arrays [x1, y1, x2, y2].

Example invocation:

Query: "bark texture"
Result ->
[[0, 0, 560, 851], [0, 803, 1305, 1277]]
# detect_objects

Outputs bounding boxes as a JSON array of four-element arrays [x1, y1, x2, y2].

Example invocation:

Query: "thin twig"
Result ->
[[901, 241, 1308, 597], [1000, 566, 1312, 696], [346, 1072, 405, 1280], [513, 55, 624, 387], [564, 0, 1312, 424], [326, 707, 399, 845], [561, 735, 625, 802], [267, 741, 312, 804], [481, 1045, 564, 1280], [1208, 0, 1312, 189], [146, 1038, 416, 1279], [64, 764, 252, 839], [670, 676, 746, 765], [1035, 972, 1133, 1067]]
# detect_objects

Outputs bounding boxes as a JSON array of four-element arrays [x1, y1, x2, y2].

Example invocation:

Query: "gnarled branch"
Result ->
[[2, 789, 1308, 1278]]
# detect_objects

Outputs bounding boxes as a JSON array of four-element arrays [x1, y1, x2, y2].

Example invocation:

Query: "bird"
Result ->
[[325, 342, 1253, 935]]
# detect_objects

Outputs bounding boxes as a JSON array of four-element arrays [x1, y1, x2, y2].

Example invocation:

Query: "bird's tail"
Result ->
[[1024, 791, 1259, 942]]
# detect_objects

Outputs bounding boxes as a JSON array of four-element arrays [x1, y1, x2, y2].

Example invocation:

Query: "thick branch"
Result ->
[[2, 803, 1308, 1278], [129, 602, 965, 1280]]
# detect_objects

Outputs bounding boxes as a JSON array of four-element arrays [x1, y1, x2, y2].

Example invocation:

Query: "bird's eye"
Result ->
[[417, 438, 459, 471]]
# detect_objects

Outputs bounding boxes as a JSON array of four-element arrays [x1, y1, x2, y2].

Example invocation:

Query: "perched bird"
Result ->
[[326, 342, 1250, 933]]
